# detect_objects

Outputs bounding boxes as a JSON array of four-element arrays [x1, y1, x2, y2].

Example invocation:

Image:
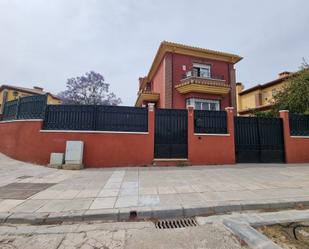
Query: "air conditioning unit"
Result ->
[[186, 71, 192, 77]]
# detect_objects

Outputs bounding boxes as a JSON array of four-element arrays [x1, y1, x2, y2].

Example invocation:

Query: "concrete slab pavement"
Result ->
[[1, 153, 309, 224]]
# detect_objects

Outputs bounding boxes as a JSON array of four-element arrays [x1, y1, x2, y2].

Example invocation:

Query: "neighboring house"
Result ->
[[135, 41, 242, 110], [0, 85, 62, 114], [236, 71, 292, 115]]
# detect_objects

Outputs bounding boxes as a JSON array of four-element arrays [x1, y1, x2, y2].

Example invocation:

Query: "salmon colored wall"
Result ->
[[280, 111, 309, 163], [152, 59, 165, 108], [0, 108, 155, 168], [172, 53, 231, 109], [188, 106, 235, 165]]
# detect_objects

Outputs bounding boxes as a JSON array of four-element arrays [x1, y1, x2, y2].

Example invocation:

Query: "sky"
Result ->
[[0, 0, 308, 106]]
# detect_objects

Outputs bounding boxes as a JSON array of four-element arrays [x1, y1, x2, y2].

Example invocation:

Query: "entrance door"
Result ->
[[154, 108, 188, 158], [234, 117, 285, 163]]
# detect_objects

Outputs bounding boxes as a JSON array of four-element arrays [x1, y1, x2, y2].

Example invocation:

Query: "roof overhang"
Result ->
[[135, 92, 160, 107]]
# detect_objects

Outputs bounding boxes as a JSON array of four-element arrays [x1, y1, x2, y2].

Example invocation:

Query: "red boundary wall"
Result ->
[[3, 105, 308, 168], [188, 106, 236, 165], [0, 106, 155, 168], [280, 110, 309, 163]]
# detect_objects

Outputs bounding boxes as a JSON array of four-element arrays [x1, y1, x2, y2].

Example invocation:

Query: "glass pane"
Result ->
[[210, 103, 216, 110], [200, 68, 210, 78], [195, 102, 202, 110], [201, 102, 209, 110]]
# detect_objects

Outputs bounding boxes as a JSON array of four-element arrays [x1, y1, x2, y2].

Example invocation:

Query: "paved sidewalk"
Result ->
[[1, 153, 309, 223]]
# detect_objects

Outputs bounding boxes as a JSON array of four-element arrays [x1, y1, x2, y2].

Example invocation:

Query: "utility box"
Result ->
[[49, 153, 64, 168], [65, 141, 84, 165]]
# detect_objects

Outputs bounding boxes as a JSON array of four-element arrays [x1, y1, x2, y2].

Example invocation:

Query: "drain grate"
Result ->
[[155, 218, 197, 229]]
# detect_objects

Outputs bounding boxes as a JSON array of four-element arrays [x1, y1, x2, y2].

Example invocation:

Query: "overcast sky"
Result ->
[[0, 0, 308, 105]]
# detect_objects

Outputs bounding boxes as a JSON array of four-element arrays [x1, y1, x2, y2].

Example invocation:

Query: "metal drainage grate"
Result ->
[[155, 218, 197, 229]]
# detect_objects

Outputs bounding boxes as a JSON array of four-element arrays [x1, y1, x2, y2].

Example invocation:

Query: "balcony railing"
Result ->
[[183, 70, 225, 81]]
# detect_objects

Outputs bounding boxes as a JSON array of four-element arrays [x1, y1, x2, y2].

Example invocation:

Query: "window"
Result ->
[[193, 63, 211, 78], [186, 98, 220, 111], [272, 88, 278, 97]]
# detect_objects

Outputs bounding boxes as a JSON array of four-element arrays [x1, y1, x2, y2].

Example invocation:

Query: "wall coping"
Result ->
[[291, 135, 309, 139], [194, 133, 230, 137], [40, 130, 149, 135], [0, 119, 43, 124]]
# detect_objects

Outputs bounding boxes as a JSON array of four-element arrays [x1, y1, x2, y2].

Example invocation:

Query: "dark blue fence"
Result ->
[[194, 110, 227, 134], [289, 114, 309, 136], [2, 95, 47, 121], [43, 105, 148, 132]]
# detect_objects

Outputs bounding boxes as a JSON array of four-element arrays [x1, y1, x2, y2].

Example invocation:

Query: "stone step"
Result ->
[[152, 159, 190, 167]]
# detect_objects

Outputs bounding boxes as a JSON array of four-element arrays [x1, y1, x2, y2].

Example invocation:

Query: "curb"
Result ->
[[1, 199, 309, 225]]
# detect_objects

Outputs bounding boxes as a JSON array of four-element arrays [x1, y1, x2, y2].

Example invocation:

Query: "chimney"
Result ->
[[278, 71, 291, 79], [33, 86, 44, 92]]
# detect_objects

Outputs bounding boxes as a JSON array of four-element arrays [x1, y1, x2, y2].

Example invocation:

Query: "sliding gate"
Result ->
[[154, 108, 188, 159], [234, 117, 285, 163]]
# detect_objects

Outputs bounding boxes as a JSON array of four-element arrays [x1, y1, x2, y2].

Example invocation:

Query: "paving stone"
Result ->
[[0, 200, 24, 212], [89, 197, 116, 209], [115, 196, 138, 208], [138, 195, 160, 206], [98, 188, 119, 197]]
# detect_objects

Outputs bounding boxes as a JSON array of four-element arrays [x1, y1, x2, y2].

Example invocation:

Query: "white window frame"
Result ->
[[193, 63, 211, 78], [186, 98, 220, 111]]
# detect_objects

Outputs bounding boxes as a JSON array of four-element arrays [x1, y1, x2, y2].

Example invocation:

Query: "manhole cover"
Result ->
[[155, 218, 197, 229], [0, 183, 55, 199]]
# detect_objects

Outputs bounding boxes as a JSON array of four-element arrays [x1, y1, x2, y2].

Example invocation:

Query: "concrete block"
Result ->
[[223, 219, 281, 249], [65, 141, 84, 165], [6, 212, 49, 225], [84, 208, 119, 222], [49, 153, 64, 166]]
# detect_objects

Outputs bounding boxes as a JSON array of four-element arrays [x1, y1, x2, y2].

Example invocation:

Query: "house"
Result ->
[[236, 71, 293, 115], [135, 41, 243, 111], [0, 85, 62, 114]]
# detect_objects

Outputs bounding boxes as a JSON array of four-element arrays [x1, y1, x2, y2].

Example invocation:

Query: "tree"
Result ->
[[272, 61, 309, 114], [58, 71, 122, 105]]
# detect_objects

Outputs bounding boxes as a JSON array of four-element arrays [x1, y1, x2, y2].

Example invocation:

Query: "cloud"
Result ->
[[0, 0, 308, 105]]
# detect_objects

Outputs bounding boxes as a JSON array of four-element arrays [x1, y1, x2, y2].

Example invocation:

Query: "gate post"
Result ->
[[148, 103, 155, 162], [187, 105, 194, 163], [279, 110, 291, 163], [225, 107, 236, 163]]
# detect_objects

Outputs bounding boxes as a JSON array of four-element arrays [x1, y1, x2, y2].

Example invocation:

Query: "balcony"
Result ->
[[135, 91, 160, 107], [175, 70, 230, 95]]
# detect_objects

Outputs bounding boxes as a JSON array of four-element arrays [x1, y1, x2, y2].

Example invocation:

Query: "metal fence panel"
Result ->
[[194, 110, 227, 134], [289, 114, 309, 136], [18, 95, 47, 119], [2, 99, 18, 121], [43, 105, 148, 132]]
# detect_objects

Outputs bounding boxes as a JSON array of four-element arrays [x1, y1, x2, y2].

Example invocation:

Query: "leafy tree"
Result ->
[[272, 61, 309, 114], [58, 71, 122, 105], [248, 110, 276, 118]]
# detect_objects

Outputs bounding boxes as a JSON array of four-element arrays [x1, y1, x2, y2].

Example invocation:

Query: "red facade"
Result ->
[[136, 42, 241, 111]]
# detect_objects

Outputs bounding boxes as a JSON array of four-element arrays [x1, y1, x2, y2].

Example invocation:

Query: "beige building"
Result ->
[[0, 85, 62, 114], [236, 71, 292, 115]]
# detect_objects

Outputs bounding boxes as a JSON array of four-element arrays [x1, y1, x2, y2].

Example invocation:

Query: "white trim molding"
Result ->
[[40, 130, 149, 135], [291, 136, 309, 139], [194, 133, 230, 136], [0, 119, 43, 124]]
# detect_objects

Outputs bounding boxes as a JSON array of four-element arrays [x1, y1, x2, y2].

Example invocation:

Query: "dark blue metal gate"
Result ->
[[154, 108, 188, 159], [234, 117, 285, 163]]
